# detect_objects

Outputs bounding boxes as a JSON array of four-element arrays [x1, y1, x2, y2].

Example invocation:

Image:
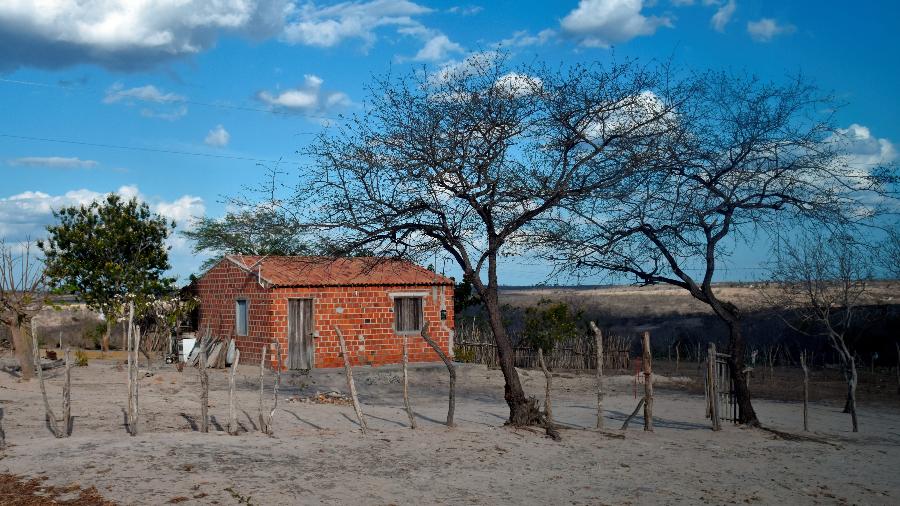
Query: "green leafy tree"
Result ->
[[38, 195, 174, 351], [182, 207, 314, 271], [523, 299, 583, 353]]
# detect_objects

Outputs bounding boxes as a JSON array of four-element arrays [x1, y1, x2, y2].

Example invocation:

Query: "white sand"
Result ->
[[1, 360, 898, 505]]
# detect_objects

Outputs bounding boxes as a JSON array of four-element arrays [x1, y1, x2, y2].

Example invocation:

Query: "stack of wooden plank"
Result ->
[[186, 336, 232, 369]]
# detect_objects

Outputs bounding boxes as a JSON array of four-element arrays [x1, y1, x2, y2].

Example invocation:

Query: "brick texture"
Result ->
[[190, 258, 454, 369]]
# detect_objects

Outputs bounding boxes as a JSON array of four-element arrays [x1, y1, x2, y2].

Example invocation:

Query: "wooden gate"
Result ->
[[288, 299, 314, 370], [705, 342, 738, 429]]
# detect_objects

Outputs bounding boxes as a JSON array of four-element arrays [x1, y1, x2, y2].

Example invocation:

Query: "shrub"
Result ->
[[453, 346, 476, 363], [74, 349, 89, 367]]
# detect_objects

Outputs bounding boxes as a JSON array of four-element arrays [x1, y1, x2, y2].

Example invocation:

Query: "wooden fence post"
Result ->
[[537, 348, 561, 441], [402, 333, 416, 429], [31, 320, 62, 438], [258, 345, 268, 433], [63, 348, 71, 436], [126, 303, 134, 436], [199, 328, 209, 433], [708, 343, 721, 431], [270, 340, 282, 433], [334, 325, 367, 434], [800, 350, 809, 432], [642, 332, 653, 432], [589, 322, 604, 430], [228, 349, 240, 435], [421, 321, 456, 428]]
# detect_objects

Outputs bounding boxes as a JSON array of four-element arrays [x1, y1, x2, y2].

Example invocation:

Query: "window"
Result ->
[[235, 299, 248, 336], [394, 297, 423, 333]]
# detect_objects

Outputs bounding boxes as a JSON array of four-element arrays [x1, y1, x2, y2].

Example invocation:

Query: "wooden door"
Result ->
[[288, 299, 314, 370]]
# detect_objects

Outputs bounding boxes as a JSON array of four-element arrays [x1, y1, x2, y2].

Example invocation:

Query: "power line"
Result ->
[[0, 133, 299, 164]]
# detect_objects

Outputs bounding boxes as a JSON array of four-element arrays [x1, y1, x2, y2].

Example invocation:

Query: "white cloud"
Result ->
[[710, 0, 736, 32], [204, 125, 231, 147], [257, 75, 351, 113], [833, 124, 897, 172], [104, 84, 185, 104], [560, 0, 672, 47], [282, 0, 431, 49], [104, 83, 188, 120], [428, 51, 500, 86], [7, 157, 98, 169], [447, 6, 483, 16], [493, 73, 543, 98], [499, 29, 556, 48], [0, 0, 288, 71], [411, 34, 464, 62], [746, 18, 795, 42]]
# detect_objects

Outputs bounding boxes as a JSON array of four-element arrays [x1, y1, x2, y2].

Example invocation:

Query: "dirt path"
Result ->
[[1, 361, 898, 505]]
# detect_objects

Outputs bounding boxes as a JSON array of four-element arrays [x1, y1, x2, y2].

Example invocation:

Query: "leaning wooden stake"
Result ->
[[63, 348, 71, 436], [708, 342, 721, 431], [228, 349, 241, 435], [800, 350, 809, 432], [402, 333, 416, 429], [199, 328, 209, 433], [131, 324, 141, 436], [538, 348, 561, 441], [258, 345, 268, 433], [269, 340, 282, 433], [621, 398, 645, 431], [334, 326, 367, 434], [31, 321, 63, 438], [642, 331, 653, 432], [589, 322, 605, 430], [421, 320, 456, 428]]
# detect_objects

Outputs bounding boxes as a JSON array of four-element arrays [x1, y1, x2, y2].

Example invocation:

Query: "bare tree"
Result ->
[[0, 240, 48, 381], [537, 72, 888, 426], [281, 54, 684, 425], [766, 231, 871, 432]]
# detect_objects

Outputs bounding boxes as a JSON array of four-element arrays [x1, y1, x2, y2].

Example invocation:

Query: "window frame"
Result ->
[[392, 295, 425, 334], [235, 298, 249, 336]]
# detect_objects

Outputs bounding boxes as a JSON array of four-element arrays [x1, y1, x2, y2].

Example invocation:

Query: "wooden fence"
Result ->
[[453, 324, 633, 371]]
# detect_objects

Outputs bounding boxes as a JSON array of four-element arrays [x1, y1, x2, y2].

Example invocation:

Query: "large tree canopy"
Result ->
[[272, 54, 688, 425], [536, 72, 893, 425], [38, 194, 174, 351]]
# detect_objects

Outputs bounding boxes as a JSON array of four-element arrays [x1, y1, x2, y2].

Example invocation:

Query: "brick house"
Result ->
[[189, 255, 455, 369]]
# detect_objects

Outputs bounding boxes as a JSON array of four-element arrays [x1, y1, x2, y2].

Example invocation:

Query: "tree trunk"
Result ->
[[482, 282, 542, 426], [800, 351, 809, 432], [10, 321, 34, 381], [845, 357, 859, 433], [725, 320, 759, 426], [102, 318, 111, 353]]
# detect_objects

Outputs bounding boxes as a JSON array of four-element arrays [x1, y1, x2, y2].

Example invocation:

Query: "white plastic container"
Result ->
[[180, 337, 197, 363]]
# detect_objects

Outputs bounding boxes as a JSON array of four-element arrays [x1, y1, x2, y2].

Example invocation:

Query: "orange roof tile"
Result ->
[[225, 255, 454, 287]]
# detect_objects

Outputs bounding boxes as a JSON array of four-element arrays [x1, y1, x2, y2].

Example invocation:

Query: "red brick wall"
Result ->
[[191, 258, 454, 369]]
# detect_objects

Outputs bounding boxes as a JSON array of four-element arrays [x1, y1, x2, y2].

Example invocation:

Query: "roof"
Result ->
[[223, 255, 454, 288]]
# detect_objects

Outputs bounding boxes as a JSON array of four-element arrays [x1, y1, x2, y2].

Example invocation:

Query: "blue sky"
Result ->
[[1, 0, 897, 284]]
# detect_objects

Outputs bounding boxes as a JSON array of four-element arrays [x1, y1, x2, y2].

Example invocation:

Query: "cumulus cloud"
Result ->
[[447, 6, 483, 16], [257, 75, 351, 114], [492, 73, 543, 98], [710, 0, 736, 32], [7, 157, 98, 169], [0, 0, 288, 71], [427, 51, 500, 86], [282, 0, 431, 49], [746, 18, 795, 42], [560, 0, 672, 48], [204, 125, 231, 147], [410, 34, 464, 62], [832, 124, 897, 172]]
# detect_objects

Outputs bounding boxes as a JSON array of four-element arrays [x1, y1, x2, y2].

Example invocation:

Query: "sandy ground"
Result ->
[[1, 359, 899, 505]]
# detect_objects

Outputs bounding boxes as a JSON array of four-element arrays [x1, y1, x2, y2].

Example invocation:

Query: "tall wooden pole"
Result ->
[[228, 349, 240, 435], [258, 345, 268, 433], [334, 325, 367, 434], [589, 322, 604, 429], [402, 333, 416, 429], [31, 320, 62, 438], [63, 347, 71, 436], [800, 350, 809, 432], [641, 331, 653, 432], [126, 303, 134, 435], [199, 327, 209, 433], [708, 343, 721, 431]]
